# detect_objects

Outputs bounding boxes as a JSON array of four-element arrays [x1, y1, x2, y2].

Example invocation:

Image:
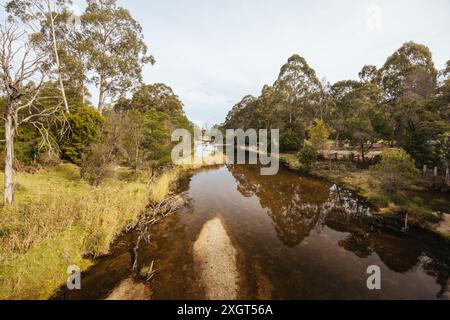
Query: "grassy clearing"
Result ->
[[0, 163, 180, 299]]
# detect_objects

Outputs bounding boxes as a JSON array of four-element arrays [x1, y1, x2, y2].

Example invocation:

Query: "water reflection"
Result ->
[[56, 163, 450, 300], [228, 164, 370, 247], [227, 164, 450, 298]]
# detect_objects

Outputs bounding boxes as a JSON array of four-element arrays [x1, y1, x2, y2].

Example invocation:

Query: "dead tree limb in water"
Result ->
[[132, 193, 186, 273]]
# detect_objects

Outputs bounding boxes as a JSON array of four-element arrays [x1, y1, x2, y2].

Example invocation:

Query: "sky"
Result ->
[[2, 0, 450, 127]]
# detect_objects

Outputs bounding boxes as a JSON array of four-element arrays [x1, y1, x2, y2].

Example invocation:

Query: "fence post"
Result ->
[[434, 167, 438, 177], [446, 167, 449, 182], [423, 165, 427, 176]]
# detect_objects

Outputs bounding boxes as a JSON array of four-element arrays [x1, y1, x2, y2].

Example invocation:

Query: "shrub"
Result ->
[[80, 141, 115, 186], [308, 119, 329, 152], [279, 121, 304, 152], [371, 149, 419, 192], [299, 144, 318, 173], [369, 194, 390, 207], [280, 128, 302, 152], [411, 196, 424, 206], [430, 199, 450, 213], [59, 107, 105, 163]]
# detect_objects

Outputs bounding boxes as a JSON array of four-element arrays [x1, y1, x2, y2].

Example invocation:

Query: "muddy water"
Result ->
[[56, 164, 450, 300]]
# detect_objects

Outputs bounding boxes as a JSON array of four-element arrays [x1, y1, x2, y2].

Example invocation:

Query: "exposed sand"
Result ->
[[436, 214, 450, 236], [193, 217, 239, 300], [105, 278, 152, 300]]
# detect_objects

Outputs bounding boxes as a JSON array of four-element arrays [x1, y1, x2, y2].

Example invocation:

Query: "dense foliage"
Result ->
[[371, 149, 419, 192], [223, 42, 450, 169]]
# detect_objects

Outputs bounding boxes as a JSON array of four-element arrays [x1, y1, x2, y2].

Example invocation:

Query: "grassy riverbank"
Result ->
[[279, 153, 450, 238], [0, 151, 225, 300], [0, 163, 182, 299]]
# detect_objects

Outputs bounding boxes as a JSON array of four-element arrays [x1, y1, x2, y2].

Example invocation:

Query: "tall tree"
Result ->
[[6, 0, 72, 113], [130, 83, 183, 113], [49, 10, 91, 105], [81, 0, 154, 114], [224, 95, 257, 130], [339, 83, 387, 162], [359, 65, 378, 84], [0, 23, 63, 204], [330, 80, 362, 145], [379, 42, 437, 103], [274, 54, 322, 125], [379, 42, 439, 148]]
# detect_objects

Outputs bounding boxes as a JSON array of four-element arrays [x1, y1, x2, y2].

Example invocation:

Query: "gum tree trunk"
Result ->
[[3, 111, 15, 205], [98, 75, 106, 115], [47, 2, 69, 114]]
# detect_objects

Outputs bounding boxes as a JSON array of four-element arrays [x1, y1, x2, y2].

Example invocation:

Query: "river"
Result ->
[[55, 163, 450, 300]]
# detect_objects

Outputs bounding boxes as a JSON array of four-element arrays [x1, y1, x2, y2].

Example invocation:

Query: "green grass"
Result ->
[[0, 163, 180, 299]]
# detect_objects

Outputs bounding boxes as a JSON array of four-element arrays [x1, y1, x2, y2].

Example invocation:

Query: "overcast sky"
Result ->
[[3, 1, 450, 127]]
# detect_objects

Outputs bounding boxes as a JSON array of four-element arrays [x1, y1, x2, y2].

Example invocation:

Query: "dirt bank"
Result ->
[[193, 217, 239, 300]]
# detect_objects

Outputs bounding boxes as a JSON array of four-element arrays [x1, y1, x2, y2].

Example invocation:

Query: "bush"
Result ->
[[308, 119, 329, 152], [411, 196, 424, 206], [371, 149, 419, 192], [80, 141, 115, 186], [280, 128, 302, 152], [59, 107, 105, 163], [299, 144, 318, 173], [430, 199, 450, 213], [280, 121, 305, 152], [369, 194, 390, 207]]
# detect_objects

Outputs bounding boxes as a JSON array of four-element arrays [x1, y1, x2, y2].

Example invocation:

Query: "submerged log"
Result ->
[[132, 193, 186, 273]]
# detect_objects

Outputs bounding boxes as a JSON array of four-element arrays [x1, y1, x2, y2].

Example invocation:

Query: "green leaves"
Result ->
[[308, 119, 329, 152], [371, 149, 419, 192], [298, 144, 318, 174], [379, 42, 437, 102], [81, 0, 155, 108], [59, 107, 105, 163]]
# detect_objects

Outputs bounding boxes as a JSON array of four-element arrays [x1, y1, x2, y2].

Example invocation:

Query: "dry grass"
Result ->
[[148, 169, 181, 203], [0, 163, 178, 300], [279, 153, 301, 170], [0, 153, 233, 300], [177, 152, 226, 170]]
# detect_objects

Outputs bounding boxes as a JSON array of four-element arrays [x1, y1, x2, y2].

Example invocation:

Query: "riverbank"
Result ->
[[0, 151, 226, 300], [53, 162, 450, 300], [0, 163, 184, 299], [279, 153, 450, 239]]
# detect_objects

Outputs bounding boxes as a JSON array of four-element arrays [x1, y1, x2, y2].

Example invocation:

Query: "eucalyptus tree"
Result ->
[[337, 83, 388, 162], [0, 23, 63, 204], [255, 85, 283, 130], [5, 0, 73, 113], [131, 83, 183, 113], [359, 65, 378, 84], [379, 42, 437, 103], [379, 42, 438, 148], [224, 95, 257, 130], [330, 80, 362, 145], [81, 0, 154, 114], [52, 10, 91, 105], [274, 54, 322, 126]]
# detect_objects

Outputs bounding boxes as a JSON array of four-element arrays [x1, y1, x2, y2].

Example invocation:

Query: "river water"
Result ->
[[56, 164, 450, 300]]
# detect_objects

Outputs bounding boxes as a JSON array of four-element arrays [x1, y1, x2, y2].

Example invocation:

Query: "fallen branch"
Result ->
[[132, 192, 186, 272]]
